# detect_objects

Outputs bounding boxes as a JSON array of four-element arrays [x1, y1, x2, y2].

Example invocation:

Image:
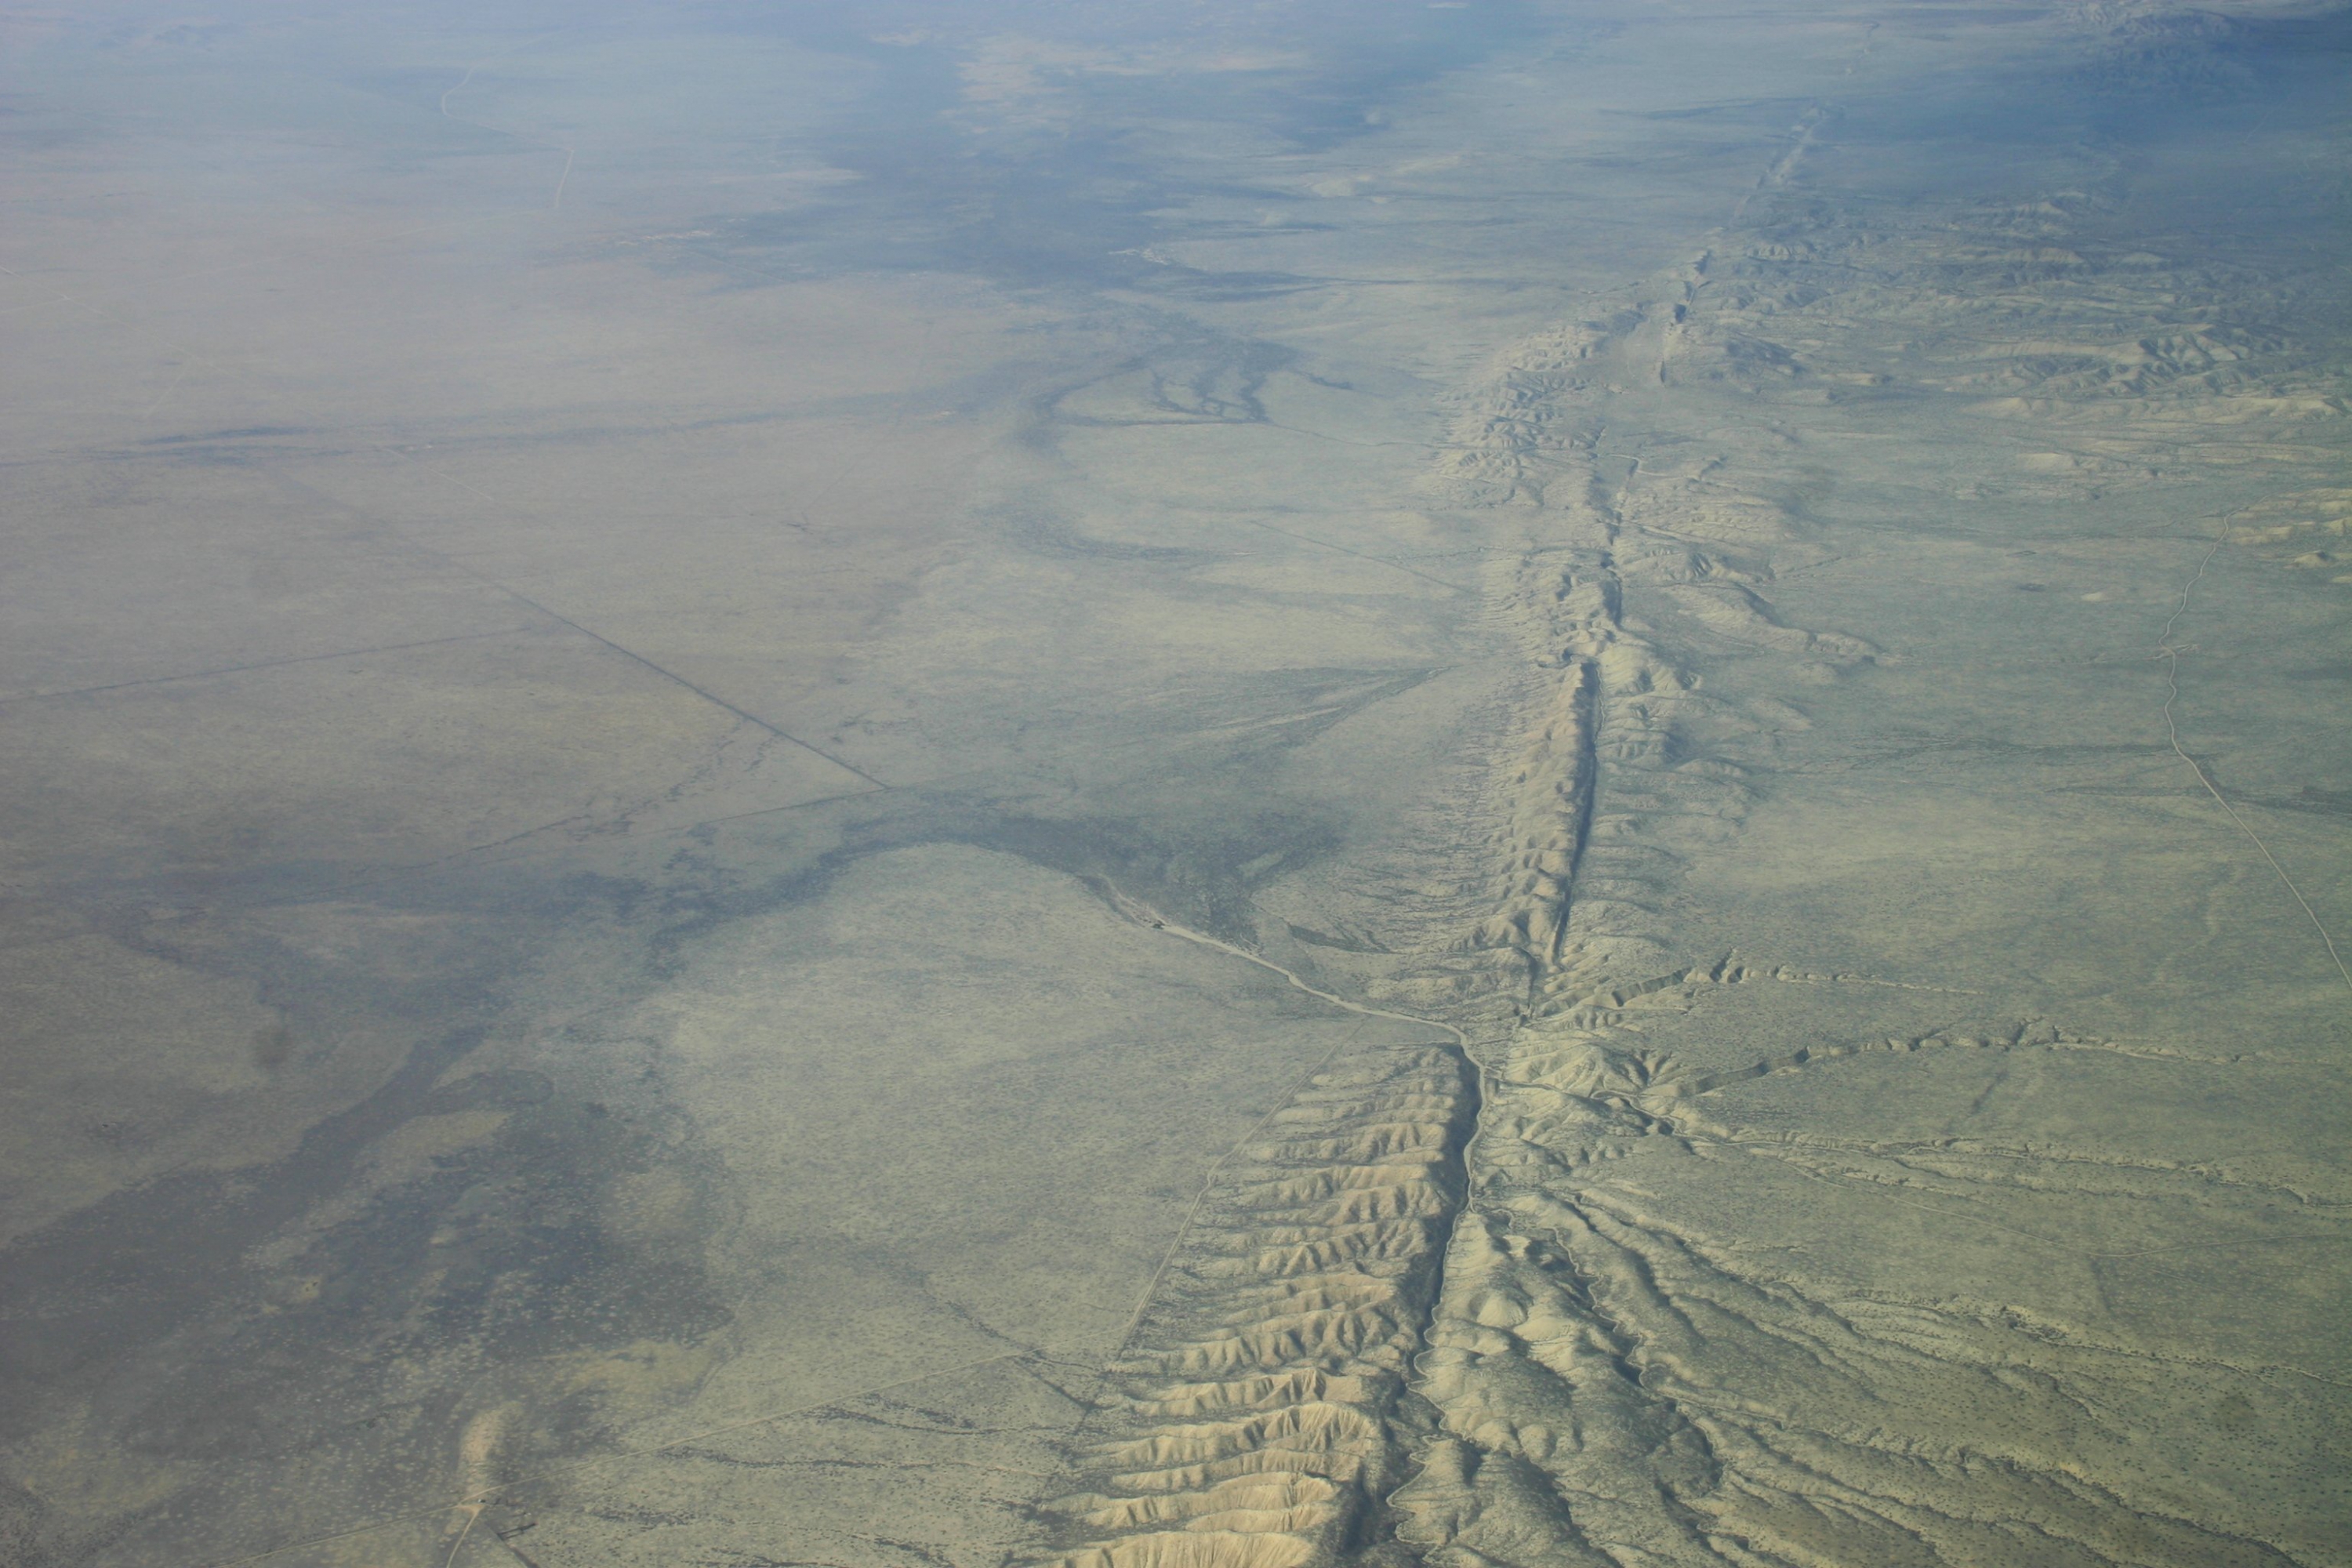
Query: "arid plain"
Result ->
[[2, 2, 2347, 1566]]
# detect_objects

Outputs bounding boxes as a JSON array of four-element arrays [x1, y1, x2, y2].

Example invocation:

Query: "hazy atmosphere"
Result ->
[[3, 2, 2348, 1565]]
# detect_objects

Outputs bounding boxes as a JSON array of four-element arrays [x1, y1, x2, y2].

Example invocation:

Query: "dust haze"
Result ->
[[2, 2, 2348, 1566]]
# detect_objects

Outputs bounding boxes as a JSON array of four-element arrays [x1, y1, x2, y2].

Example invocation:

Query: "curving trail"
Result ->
[[2154, 513, 2352, 996], [439, 38, 579, 212], [1096, 884, 1478, 1052]]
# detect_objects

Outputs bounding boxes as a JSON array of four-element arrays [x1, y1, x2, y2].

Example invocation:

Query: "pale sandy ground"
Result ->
[[1, 2, 2346, 1566]]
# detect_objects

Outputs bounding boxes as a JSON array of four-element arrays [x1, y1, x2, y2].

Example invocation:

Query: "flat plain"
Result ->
[[2, 2, 2347, 1566]]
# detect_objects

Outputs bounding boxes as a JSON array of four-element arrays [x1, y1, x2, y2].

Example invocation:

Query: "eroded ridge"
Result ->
[[1392, 1004, 2337, 1568], [1381, 306, 1755, 1030], [1036, 1044, 1478, 1568], [1044, 22, 2348, 1558], [1388, 51, 2348, 1564]]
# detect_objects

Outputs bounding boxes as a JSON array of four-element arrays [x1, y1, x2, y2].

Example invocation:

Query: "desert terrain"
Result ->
[[2, 2, 2346, 1566]]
